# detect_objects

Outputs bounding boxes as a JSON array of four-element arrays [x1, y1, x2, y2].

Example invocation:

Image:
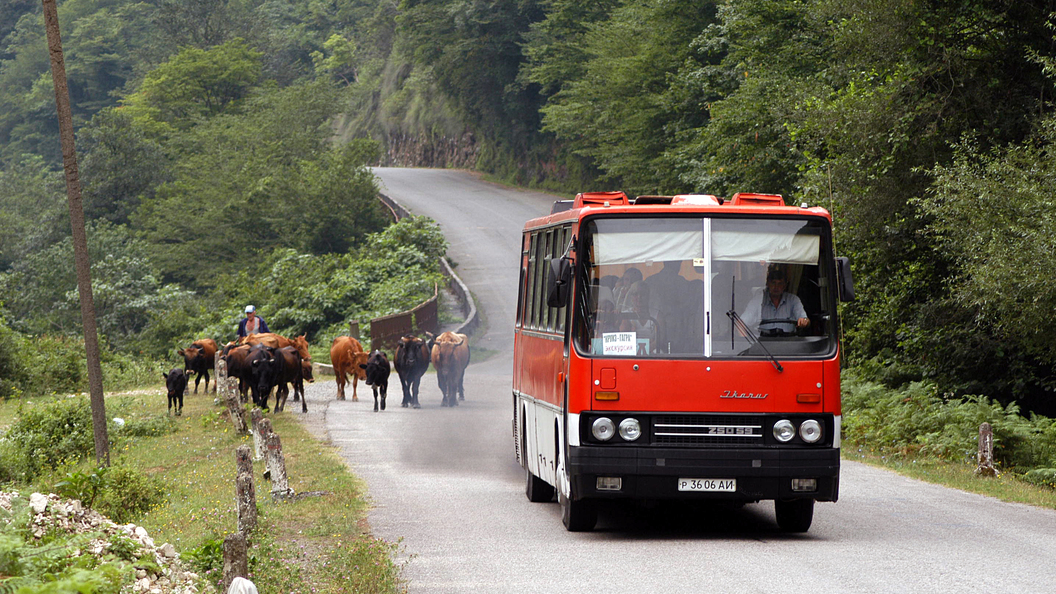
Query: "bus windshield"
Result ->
[[574, 216, 838, 359]]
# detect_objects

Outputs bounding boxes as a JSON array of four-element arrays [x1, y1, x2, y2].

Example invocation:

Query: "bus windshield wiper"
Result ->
[[726, 309, 784, 373]]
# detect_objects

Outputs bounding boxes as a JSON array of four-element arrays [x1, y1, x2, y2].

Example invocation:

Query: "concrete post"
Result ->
[[265, 431, 293, 500], [219, 360, 248, 435], [250, 409, 266, 461], [235, 445, 253, 478], [259, 418, 274, 480], [236, 471, 257, 534], [222, 532, 248, 592]]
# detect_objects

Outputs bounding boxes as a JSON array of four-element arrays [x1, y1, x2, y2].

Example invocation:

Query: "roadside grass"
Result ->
[[3, 389, 405, 594], [844, 449, 1056, 510]]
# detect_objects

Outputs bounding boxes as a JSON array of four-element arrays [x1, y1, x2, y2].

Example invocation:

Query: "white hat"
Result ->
[[245, 305, 255, 314]]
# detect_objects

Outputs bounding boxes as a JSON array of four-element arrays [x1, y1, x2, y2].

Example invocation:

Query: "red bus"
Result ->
[[513, 191, 854, 532]]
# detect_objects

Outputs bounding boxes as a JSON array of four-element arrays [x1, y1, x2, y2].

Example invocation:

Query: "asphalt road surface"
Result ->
[[297, 168, 1056, 593]]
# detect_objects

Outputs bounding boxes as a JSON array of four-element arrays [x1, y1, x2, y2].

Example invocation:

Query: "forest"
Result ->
[[2, 0, 1056, 426]]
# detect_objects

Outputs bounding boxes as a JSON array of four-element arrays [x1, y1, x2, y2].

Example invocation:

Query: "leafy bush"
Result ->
[[842, 372, 1056, 472], [20, 336, 87, 398], [185, 536, 225, 583], [1023, 468, 1056, 490], [0, 397, 96, 481], [52, 465, 164, 523], [94, 466, 166, 523], [0, 313, 28, 400]]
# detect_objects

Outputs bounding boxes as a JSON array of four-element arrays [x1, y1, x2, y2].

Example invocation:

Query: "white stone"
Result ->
[[29, 493, 47, 514]]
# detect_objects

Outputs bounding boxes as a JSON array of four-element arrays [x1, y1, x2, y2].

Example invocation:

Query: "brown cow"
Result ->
[[330, 336, 369, 401], [274, 346, 307, 413], [177, 338, 218, 394], [220, 344, 253, 402], [430, 332, 470, 407]]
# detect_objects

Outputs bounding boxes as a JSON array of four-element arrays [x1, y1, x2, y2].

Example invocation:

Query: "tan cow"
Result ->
[[330, 335, 369, 401], [430, 331, 470, 407]]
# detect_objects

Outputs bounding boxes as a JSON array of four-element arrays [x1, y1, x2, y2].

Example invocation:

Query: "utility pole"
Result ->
[[42, 0, 109, 467]]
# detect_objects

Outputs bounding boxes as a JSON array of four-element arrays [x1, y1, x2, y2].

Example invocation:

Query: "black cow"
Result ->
[[247, 344, 280, 410], [274, 346, 307, 413], [359, 350, 391, 412], [292, 359, 314, 403], [177, 338, 218, 394], [162, 368, 188, 416], [394, 336, 430, 409]]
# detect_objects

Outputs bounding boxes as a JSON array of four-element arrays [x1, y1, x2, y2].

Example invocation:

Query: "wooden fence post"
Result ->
[[976, 422, 998, 477], [265, 431, 293, 500], [222, 532, 248, 592], [349, 320, 360, 340]]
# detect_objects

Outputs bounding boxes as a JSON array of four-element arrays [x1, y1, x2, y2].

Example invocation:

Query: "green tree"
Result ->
[[78, 108, 172, 225], [131, 81, 388, 288], [120, 38, 263, 133], [0, 221, 191, 349], [536, 0, 718, 194], [0, 155, 68, 270]]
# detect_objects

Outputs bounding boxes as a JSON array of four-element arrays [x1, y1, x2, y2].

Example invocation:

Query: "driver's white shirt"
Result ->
[[742, 290, 807, 333]]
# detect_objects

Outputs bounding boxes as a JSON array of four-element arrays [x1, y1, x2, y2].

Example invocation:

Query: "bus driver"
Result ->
[[744, 267, 809, 336]]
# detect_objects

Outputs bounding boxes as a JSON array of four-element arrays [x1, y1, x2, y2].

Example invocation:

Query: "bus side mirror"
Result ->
[[546, 257, 572, 308], [836, 257, 855, 302]]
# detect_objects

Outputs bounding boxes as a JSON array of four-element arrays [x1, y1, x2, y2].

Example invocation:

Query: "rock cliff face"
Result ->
[[383, 132, 479, 169], [2, 491, 210, 594]]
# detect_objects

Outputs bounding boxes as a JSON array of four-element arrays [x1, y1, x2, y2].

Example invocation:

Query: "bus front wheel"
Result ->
[[560, 489, 597, 532], [775, 498, 814, 533], [526, 467, 555, 502]]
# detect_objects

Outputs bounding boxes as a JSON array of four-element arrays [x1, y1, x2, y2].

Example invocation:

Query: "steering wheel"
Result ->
[[759, 318, 797, 337]]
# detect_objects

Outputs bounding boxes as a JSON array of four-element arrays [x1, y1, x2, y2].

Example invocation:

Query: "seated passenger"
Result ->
[[742, 267, 809, 336], [620, 281, 660, 352]]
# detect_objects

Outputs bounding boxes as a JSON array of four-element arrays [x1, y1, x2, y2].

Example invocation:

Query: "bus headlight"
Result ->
[[773, 419, 795, 442], [592, 417, 615, 441], [618, 418, 641, 441], [799, 419, 823, 443]]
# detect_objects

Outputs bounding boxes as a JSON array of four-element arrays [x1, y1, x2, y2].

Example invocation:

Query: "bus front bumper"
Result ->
[[567, 446, 840, 502]]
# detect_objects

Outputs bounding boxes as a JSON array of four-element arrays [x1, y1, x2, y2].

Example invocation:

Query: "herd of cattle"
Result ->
[[162, 331, 470, 416]]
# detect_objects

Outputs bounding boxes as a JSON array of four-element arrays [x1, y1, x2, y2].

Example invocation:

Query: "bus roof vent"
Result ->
[[550, 200, 574, 214], [671, 194, 723, 206], [729, 192, 786, 207], [633, 195, 674, 205], [575, 191, 630, 208]]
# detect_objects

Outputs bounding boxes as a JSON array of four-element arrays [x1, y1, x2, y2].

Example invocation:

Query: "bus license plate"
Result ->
[[677, 478, 736, 492]]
